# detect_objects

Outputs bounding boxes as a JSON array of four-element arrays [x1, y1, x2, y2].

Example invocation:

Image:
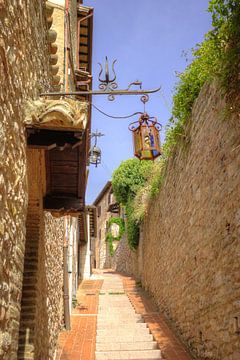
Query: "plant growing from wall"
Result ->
[[112, 1, 240, 248], [106, 217, 125, 256], [164, 0, 240, 156], [112, 159, 153, 249]]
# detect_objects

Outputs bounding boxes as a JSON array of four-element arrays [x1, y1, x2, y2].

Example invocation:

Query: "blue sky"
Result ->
[[84, 0, 212, 204]]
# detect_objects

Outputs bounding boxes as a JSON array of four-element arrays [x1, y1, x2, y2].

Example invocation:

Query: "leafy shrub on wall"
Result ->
[[111, 1, 240, 250], [164, 0, 240, 156], [112, 159, 153, 249], [106, 217, 125, 256]]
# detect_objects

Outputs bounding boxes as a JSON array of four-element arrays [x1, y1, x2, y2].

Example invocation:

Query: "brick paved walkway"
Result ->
[[56, 279, 103, 360], [56, 271, 193, 360]]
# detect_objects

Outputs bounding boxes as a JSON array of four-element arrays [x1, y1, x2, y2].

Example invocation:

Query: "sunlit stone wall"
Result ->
[[0, 1, 51, 358], [140, 83, 240, 360]]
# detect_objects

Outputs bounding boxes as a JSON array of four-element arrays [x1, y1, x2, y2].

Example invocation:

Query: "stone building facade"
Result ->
[[0, 0, 93, 359], [93, 182, 121, 269], [124, 83, 240, 360]]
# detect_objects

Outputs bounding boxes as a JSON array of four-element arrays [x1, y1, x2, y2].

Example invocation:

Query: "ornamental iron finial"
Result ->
[[98, 57, 118, 100]]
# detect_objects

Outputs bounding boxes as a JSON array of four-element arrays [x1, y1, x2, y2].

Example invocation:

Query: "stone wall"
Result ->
[[112, 235, 139, 278], [94, 184, 112, 269], [139, 84, 240, 360], [0, 1, 51, 358], [35, 212, 64, 360], [50, 1, 65, 88]]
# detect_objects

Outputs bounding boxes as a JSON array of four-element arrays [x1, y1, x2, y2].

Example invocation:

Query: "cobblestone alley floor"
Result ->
[[56, 270, 193, 360]]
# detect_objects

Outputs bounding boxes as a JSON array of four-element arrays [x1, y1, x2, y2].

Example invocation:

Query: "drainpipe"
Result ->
[[63, 216, 71, 330], [68, 219, 73, 315], [86, 211, 91, 278], [64, 0, 70, 92]]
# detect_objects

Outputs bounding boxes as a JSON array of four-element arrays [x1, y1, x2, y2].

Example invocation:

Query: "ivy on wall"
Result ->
[[164, 0, 240, 156], [106, 217, 125, 256], [111, 0, 240, 251], [112, 159, 153, 249]]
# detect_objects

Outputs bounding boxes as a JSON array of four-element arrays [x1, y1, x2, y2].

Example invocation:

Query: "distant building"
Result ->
[[93, 181, 120, 269]]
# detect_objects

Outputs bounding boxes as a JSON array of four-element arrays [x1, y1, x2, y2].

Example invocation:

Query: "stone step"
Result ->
[[17, 353, 34, 360], [100, 292, 125, 294], [97, 314, 142, 319], [96, 341, 158, 352], [18, 333, 34, 343], [20, 312, 35, 321], [21, 292, 37, 300], [97, 323, 148, 329], [98, 311, 137, 316], [22, 284, 37, 291], [99, 300, 131, 304], [23, 263, 38, 271], [19, 311, 35, 320], [97, 328, 150, 336], [99, 304, 133, 307], [21, 298, 36, 306], [99, 298, 129, 300], [98, 313, 142, 319], [98, 307, 134, 311], [95, 349, 161, 359], [96, 334, 154, 343], [97, 320, 144, 326], [17, 343, 34, 353], [24, 258, 38, 265], [18, 337, 34, 345], [19, 319, 35, 328], [21, 270, 38, 277], [20, 305, 36, 313], [24, 253, 38, 260]]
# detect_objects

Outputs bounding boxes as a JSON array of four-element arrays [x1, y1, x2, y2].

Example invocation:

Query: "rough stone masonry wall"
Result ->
[[0, 1, 51, 358], [35, 212, 64, 360], [95, 188, 112, 269], [140, 83, 240, 360], [112, 235, 139, 279]]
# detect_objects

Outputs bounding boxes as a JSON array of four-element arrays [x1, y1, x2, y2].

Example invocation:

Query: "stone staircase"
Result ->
[[95, 273, 161, 360], [17, 201, 41, 360]]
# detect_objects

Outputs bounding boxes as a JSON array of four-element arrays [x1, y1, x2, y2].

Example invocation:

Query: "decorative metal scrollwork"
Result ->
[[40, 56, 161, 102], [98, 57, 118, 100]]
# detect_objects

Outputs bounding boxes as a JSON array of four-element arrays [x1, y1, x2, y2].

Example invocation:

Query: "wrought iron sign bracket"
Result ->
[[40, 57, 161, 104]]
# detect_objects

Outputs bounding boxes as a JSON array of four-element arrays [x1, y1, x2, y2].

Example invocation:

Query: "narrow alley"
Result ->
[[1, 1, 239, 360], [56, 271, 193, 360]]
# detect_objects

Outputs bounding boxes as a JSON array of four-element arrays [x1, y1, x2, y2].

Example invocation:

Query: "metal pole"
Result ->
[[40, 87, 161, 97], [63, 217, 71, 330]]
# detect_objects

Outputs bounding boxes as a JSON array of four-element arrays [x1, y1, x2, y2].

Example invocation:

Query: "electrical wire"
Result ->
[[91, 103, 143, 119]]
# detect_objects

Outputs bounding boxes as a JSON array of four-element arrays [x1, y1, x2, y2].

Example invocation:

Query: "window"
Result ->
[[97, 205, 101, 217]]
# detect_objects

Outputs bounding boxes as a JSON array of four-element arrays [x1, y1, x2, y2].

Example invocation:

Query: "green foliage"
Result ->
[[106, 217, 125, 256], [208, 0, 239, 30], [125, 200, 140, 250], [148, 158, 167, 198], [112, 159, 153, 250], [112, 158, 153, 205], [111, 1, 240, 250], [164, 0, 240, 156], [131, 158, 167, 223]]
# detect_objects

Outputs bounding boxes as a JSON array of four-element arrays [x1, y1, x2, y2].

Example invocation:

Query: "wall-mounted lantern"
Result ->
[[41, 57, 163, 161], [89, 130, 104, 167], [89, 145, 101, 167], [129, 113, 162, 160]]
